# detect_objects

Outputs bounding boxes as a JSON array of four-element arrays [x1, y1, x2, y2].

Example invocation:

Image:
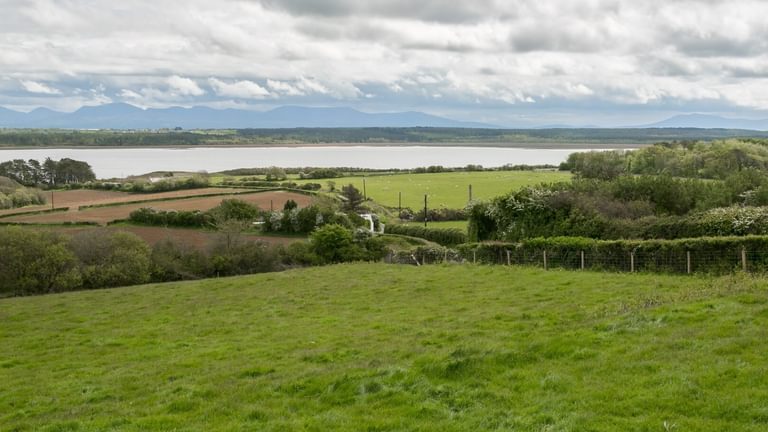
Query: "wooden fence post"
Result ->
[[742, 247, 747, 272], [687, 251, 692, 274], [630, 252, 635, 273], [580, 250, 585, 270], [473, 250, 477, 264], [543, 250, 548, 270], [506, 250, 511, 266]]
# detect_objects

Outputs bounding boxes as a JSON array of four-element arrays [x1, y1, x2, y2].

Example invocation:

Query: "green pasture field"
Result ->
[[297, 170, 571, 209], [2, 264, 767, 431], [401, 220, 469, 230]]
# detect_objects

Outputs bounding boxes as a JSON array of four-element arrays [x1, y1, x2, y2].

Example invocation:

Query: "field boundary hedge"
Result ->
[[453, 236, 768, 275], [0, 207, 69, 219], [77, 189, 283, 211], [385, 224, 467, 246]]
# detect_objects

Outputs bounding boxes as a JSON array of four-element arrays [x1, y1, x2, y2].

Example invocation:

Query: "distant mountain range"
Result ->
[[1, 104, 767, 130], [638, 114, 768, 130], [0, 103, 494, 129]]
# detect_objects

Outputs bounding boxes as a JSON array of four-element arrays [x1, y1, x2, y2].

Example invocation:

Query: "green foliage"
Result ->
[[262, 205, 361, 235], [150, 240, 211, 282], [309, 224, 385, 263], [385, 224, 467, 246], [408, 207, 467, 222], [567, 139, 768, 180], [129, 207, 212, 227], [0, 157, 95, 187], [92, 175, 210, 193], [564, 150, 628, 180], [209, 240, 280, 277], [469, 173, 768, 241], [283, 199, 298, 211], [264, 166, 287, 181], [69, 230, 152, 289], [309, 224, 357, 263], [458, 235, 768, 274], [299, 168, 341, 179], [0, 227, 81, 296], [210, 199, 260, 221], [0, 176, 47, 209], [128, 199, 260, 227], [340, 183, 364, 211]]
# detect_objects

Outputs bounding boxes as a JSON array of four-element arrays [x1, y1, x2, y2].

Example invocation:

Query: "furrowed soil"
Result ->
[[3, 190, 312, 225], [0, 188, 252, 217]]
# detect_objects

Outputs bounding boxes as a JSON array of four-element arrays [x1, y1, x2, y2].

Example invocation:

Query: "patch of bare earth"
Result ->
[[0, 187, 252, 217], [4, 191, 313, 225]]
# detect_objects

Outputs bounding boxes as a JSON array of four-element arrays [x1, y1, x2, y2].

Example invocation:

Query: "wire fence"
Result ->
[[386, 246, 766, 275]]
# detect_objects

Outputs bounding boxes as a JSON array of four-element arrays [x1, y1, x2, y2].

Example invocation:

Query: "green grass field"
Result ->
[[296, 170, 571, 209], [402, 220, 469, 230], [2, 264, 767, 431]]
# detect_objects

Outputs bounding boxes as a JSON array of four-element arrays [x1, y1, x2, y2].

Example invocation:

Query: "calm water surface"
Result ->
[[0, 146, 614, 178]]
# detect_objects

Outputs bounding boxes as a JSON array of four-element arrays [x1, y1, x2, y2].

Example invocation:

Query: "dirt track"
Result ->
[[4, 191, 313, 225]]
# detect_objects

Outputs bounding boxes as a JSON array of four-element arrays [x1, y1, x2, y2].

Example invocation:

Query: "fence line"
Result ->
[[388, 246, 767, 275]]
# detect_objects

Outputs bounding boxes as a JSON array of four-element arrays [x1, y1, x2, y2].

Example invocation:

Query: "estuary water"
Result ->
[[0, 145, 620, 179]]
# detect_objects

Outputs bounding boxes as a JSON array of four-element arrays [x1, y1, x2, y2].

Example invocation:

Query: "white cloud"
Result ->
[[2, 0, 768, 123], [208, 78, 270, 99], [19, 80, 61, 95], [167, 75, 205, 97], [266, 79, 305, 96]]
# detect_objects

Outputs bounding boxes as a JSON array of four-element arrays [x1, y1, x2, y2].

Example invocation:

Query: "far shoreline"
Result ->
[[0, 141, 649, 150]]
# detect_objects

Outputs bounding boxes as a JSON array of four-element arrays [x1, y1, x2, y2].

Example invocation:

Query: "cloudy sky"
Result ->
[[1, 0, 767, 126]]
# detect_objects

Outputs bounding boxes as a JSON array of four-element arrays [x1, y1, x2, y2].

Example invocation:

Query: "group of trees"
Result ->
[[562, 139, 768, 180], [0, 157, 96, 187]]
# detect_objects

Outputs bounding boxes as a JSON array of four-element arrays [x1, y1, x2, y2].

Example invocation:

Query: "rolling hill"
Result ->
[[1, 264, 766, 430]]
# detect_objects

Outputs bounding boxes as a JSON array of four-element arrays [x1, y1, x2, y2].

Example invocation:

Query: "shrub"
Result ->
[[0, 227, 81, 296], [68, 230, 152, 289], [210, 199, 260, 221], [457, 235, 768, 274], [385, 224, 467, 246], [310, 224, 358, 263], [150, 239, 211, 281], [129, 208, 211, 227]]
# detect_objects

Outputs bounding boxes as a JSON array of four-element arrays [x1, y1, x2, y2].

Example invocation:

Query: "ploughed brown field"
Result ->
[[37, 225, 303, 249], [0, 187, 252, 217], [3, 191, 313, 225]]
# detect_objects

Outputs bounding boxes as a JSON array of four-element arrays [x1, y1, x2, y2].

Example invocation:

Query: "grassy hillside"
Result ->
[[296, 170, 571, 209], [2, 264, 767, 431]]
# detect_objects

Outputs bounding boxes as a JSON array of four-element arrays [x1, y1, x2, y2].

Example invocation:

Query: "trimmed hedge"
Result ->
[[456, 236, 768, 274], [129, 208, 212, 227], [385, 224, 467, 246], [0, 206, 69, 219]]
